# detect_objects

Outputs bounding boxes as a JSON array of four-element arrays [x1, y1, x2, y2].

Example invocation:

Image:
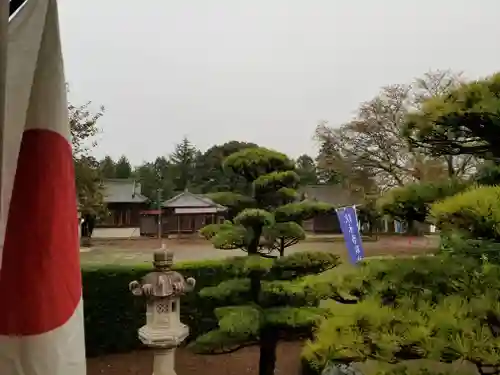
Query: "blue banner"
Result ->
[[336, 206, 365, 263]]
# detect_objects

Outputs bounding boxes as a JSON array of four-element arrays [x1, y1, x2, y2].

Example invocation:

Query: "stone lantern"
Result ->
[[129, 249, 196, 375]]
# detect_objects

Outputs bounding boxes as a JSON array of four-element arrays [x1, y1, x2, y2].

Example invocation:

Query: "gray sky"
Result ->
[[58, 0, 500, 165]]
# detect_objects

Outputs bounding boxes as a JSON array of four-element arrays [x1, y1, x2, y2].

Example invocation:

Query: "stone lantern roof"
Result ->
[[129, 250, 195, 298]]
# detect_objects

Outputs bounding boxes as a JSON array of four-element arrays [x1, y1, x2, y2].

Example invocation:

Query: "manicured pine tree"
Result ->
[[193, 147, 337, 375]]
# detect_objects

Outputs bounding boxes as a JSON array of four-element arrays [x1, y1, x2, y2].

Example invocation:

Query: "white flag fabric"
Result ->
[[0, 0, 86, 374]]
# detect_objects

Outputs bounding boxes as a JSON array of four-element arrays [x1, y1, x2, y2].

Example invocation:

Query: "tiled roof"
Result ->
[[300, 185, 359, 207], [103, 179, 148, 204], [162, 190, 226, 211]]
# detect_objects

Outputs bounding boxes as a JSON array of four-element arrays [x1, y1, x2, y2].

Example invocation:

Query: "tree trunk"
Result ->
[[80, 221, 88, 238], [405, 220, 420, 236], [87, 214, 96, 238], [249, 226, 263, 303], [279, 238, 285, 257], [446, 155, 455, 178], [247, 225, 277, 375], [259, 327, 278, 375]]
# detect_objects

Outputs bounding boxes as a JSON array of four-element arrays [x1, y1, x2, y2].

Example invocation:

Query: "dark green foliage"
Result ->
[[169, 136, 200, 191], [234, 208, 275, 228], [197, 252, 340, 307], [75, 155, 105, 216], [193, 305, 261, 353], [475, 161, 500, 186], [114, 155, 132, 179], [192, 253, 339, 355], [440, 232, 500, 264], [133, 156, 176, 204], [405, 72, 500, 159], [193, 141, 258, 194], [377, 180, 467, 229], [204, 192, 256, 219], [99, 156, 116, 178], [201, 147, 335, 258], [274, 201, 335, 223], [296, 154, 319, 185], [82, 258, 245, 357], [357, 197, 382, 235], [81, 251, 336, 357], [263, 222, 306, 252], [200, 221, 248, 250], [270, 251, 342, 280], [197, 147, 341, 374], [223, 147, 295, 182]]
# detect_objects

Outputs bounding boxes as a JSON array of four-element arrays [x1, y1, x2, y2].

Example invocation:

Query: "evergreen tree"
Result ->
[[296, 154, 318, 185], [114, 155, 132, 179], [99, 155, 116, 178], [169, 137, 199, 191], [194, 147, 335, 375], [134, 156, 175, 206], [193, 140, 258, 194], [303, 256, 500, 375]]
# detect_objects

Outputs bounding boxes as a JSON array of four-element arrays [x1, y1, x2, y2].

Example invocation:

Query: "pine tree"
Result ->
[[169, 137, 199, 191], [114, 155, 132, 179], [303, 256, 500, 375], [296, 154, 319, 185], [193, 147, 336, 375], [134, 157, 175, 205], [99, 156, 116, 178]]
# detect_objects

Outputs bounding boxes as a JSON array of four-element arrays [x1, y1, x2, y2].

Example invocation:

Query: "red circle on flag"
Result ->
[[0, 129, 81, 335]]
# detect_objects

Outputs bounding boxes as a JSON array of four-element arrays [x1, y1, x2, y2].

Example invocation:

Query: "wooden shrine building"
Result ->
[[140, 190, 227, 236], [99, 179, 149, 228]]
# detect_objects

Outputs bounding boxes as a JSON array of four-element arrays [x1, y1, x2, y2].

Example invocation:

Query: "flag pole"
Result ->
[[0, 0, 8, 235]]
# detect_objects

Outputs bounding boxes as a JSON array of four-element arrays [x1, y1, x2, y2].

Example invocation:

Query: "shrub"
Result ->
[[431, 185, 500, 240], [303, 293, 500, 375], [474, 161, 500, 186], [301, 255, 500, 374], [82, 251, 337, 357], [439, 232, 500, 263], [82, 258, 245, 357], [377, 180, 466, 232], [190, 252, 340, 355]]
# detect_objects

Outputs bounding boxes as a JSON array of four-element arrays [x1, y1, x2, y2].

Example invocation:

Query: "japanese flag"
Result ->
[[0, 0, 86, 374]]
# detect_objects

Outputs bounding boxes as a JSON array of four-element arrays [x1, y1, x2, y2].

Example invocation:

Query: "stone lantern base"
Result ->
[[138, 324, 189, 348], [152, 348, 182, 375], [138, 324, 190, 375]]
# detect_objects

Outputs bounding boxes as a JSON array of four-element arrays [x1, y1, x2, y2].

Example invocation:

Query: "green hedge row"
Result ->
[[82, 251, 337, 357]]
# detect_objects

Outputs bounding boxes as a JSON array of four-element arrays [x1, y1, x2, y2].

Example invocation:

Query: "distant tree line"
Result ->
[[72, 69, 500, 222], [95, 138, 338, 207]]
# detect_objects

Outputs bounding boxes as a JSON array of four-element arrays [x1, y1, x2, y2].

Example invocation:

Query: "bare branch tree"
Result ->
[[315, 70, 478, 191]]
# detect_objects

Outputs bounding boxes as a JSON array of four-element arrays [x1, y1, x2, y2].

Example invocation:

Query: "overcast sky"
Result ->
[[58, 0, 500, 165]]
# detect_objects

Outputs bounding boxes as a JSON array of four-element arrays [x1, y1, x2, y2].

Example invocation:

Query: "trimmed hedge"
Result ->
[[83, 258, 244, 356], [82, 251, 337, 357]]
